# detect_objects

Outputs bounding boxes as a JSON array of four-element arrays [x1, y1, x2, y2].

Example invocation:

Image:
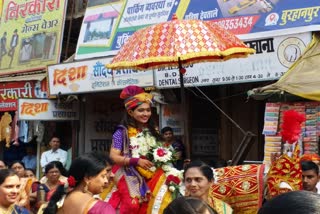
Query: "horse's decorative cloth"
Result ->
[[266, 144, 302, 200], [210, 164, 265, 214]]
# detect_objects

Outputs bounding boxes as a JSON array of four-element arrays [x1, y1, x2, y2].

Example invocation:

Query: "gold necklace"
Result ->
[[46, 181, 59, 190], [0, 204, 16, 214]]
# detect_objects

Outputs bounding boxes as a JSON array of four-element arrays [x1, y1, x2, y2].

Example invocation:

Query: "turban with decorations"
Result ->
[[120, 85, 153, 111]]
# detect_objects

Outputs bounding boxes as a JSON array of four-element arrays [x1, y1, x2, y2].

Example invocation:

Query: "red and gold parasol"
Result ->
[[107, 15, 254, 70]]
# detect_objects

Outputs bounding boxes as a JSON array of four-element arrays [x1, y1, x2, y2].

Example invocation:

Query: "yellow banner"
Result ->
[[0, 0, 2, 20], [0, 0, 67, 75]]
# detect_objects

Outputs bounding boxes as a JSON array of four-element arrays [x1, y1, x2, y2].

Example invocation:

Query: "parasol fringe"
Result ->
[[107, 47, 255, 70]]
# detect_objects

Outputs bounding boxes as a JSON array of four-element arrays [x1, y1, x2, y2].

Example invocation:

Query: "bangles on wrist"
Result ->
[[122, 157, 140, 166], [129, 158, 139, 166]]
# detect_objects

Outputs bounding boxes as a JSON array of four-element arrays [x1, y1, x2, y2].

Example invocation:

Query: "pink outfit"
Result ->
[[87, 200, 116, 214]]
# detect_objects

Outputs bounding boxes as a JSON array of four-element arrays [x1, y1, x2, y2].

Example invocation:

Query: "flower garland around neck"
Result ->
[[128, 126, 184, 199]]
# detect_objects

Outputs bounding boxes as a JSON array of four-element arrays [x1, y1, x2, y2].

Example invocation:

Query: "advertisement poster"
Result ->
[[47, 57, 154, 95], [75, 0, 320, 60], [75, 0, 180, 59], [160, 104, 183, 135], [0, 0, 2, 20], [0, 80, 47, 111], [0, 0, 68, 75], [18, 98, 79, 121], [155, 32, 311, 88]]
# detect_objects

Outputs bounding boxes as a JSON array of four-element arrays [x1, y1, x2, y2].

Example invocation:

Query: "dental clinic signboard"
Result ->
[[47, 57, 154, 95], [155, 32, 311, 88], [18, 98, 79, 120]]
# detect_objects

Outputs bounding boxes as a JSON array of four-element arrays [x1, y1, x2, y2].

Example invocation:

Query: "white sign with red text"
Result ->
[[47, 57, 154, 95], [18, 99, 79, 121]]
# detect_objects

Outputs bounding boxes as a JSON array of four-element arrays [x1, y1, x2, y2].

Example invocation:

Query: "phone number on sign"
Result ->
[[216, 17, 254, 30]]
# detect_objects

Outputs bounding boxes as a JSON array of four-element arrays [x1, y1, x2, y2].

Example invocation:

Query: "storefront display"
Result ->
[[263, 102, 320, 170]]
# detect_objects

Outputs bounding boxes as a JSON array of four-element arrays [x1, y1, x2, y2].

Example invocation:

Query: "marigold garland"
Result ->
[[128, 126, 139, 138]]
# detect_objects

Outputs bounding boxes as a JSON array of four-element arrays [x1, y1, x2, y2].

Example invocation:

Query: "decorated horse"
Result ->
[[100, 140, 303, 214]]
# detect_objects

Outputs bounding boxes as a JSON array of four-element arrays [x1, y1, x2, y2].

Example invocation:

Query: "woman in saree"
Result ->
[[43, 152, 115, 214], [31, 161, 66, 211], [0, 169, 30, 214], [10, 161, 32, 209], [109, 85, 163, 214], [184, 160, 233, 214]]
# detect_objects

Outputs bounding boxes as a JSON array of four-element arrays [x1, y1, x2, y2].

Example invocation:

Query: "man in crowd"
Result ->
[[161, 126, 185, 170], [21, 146, 37, 171], [40, 136, 67, 172], [301, 161, 320, 193]]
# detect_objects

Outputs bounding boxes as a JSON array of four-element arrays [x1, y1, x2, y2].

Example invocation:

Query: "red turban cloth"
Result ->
[[120, 85, 153, 111]]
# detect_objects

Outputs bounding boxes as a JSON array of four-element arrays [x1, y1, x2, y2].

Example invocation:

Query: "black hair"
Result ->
[[0, 169, 17, 185], [161, 126, 173, 134], [50, 135, 61, 141], [68, 152, 112, 186], [210, 159, 228, 169], [10, 160, 25, 169], [163, 196, 218, 214], [183, 160, 213, 182], [258, 191, 320, 214], [44, 152, 112, 214], [25, 168, 36, 176], [45, 161, 67, 177], [301, 161, 319, 175]]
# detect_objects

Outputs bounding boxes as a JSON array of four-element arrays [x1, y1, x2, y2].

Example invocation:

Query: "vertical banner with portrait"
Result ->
[[160, 104, 183, 136], [0, 0, 68, 75]]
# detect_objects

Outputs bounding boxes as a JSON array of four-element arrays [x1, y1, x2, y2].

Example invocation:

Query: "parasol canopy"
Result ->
[[107, 15, 255, 70]]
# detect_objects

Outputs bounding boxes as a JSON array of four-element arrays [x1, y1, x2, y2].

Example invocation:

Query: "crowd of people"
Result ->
[[1, 85, 320, 214]]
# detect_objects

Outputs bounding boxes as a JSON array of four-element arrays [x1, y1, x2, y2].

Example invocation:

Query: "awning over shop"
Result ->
[[248, 33, 320, 101], [84, 11, 118, 22], [0, 72, 47, 82]]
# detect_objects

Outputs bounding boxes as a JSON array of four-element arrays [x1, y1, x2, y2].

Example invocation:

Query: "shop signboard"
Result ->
[[47, 57, 154, 96], [0, 80, 47, 112], [0, 0, 68, 75], [17, 98, 79, 120], [155, 32, 312, 88], [75, 0, 320, 60]]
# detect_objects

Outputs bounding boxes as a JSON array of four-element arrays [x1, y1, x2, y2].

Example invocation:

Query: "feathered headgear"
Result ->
[[120, 85, 153, 111], [280, 110, 305, 144]]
